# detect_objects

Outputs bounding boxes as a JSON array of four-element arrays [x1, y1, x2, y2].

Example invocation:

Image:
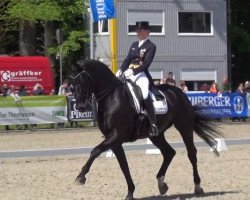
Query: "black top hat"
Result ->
[[135, 21, 150, 30]]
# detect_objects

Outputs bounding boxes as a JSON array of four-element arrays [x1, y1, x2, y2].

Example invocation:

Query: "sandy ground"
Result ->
[[0, 123, 249, 200]]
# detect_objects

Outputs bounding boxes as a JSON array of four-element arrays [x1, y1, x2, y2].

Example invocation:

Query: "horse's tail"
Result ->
[[193, 107, 223, 156]]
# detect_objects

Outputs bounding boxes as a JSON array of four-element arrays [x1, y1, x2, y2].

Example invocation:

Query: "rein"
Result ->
[[95, 81, 122, 102]]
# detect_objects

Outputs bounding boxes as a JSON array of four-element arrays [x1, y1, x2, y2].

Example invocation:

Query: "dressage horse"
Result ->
[[71, 60, 221, 200]]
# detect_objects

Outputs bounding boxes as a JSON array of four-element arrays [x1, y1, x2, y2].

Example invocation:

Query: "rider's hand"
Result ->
[[124, 69, 134, 77], [115, 69, 122, 77]]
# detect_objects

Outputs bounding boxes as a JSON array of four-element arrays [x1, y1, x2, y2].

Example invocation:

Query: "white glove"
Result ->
[[115, 69, 122, 77], [124, 69, 134, 77]]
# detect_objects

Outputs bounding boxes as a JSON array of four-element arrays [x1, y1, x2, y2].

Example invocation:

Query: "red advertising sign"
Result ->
[[0, 56, 55, 95]]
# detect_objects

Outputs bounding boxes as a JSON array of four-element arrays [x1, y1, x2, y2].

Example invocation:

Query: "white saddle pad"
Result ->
[[149, 91, 168, 114], [153, 100, 168, 114], [127, 82, 168, 114]]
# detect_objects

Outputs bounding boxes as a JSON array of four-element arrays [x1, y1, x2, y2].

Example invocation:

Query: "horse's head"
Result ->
[[70, 62, 92, 112]]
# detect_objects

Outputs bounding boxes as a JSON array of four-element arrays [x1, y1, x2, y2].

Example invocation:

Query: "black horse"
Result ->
[[72, 60, 221, 200]]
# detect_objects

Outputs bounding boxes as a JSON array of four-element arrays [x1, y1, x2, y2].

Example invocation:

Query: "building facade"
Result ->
[[92, 0, 228, 91]]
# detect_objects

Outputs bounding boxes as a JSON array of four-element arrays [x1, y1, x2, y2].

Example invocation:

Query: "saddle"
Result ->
[[123, 80, 168, 141], [124, 80, 168, 115]]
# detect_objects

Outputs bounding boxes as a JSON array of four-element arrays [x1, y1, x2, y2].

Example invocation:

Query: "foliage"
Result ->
[[7, 1, 62, 22], [1, 0, 88, 56], [231, 25, 250, 53], [230, 0, 250, 85], [47, 30, 89, 57], [231, 0, 250, 54], [0, 0, 19, 55], [7, 0, 87, 22]]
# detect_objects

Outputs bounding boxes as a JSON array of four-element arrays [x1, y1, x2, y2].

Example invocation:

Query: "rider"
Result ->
[[116, 21, 158, 136]]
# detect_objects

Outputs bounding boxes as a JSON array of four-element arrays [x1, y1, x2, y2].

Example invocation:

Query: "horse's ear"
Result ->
[[77, 60, 85, 67], [71, 64, 77, 74]]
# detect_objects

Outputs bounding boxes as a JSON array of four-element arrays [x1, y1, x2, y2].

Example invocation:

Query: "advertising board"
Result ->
[[187, 92, 248, 118], [67, 97, 96, 122], [0, 56, 55, 95], [0, 96, 67, 125]]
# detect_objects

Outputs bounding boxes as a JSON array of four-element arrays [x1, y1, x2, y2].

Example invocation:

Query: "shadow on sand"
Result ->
[[135, 190, 239, 200]]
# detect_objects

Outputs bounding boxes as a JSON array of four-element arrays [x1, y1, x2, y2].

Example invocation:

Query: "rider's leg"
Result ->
[[136, 76, 159, 136], [144, 96, 159, 136]]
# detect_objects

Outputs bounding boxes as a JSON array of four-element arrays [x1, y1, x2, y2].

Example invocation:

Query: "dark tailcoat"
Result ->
[[120, 39, 156, 83]]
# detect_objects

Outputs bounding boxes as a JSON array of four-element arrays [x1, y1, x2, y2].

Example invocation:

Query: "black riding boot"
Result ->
[[144, 97, 159, 137]]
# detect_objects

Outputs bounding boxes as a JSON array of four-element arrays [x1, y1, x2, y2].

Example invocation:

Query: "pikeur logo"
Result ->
[[0, 70, 42, 81]]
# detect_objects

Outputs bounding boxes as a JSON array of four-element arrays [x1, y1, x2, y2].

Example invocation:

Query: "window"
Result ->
[[127, 10, 165, 35], [178, 12, 212, 35], [93, 19, 109, 34]]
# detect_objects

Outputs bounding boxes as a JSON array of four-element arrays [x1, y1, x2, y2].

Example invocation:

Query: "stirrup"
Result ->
[[149, 124, 159, 137]]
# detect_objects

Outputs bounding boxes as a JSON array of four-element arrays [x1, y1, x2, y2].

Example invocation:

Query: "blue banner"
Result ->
[[186, 92, 248, 118], [247, 93, 250, 116], [90, 0, 116, 22]]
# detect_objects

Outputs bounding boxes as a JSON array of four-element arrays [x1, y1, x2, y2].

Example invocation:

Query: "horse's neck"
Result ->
[[92, 76, 120, 99]]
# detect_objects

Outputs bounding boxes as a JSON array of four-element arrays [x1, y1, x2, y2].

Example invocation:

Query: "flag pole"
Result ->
[[109, 1, 118, 73]]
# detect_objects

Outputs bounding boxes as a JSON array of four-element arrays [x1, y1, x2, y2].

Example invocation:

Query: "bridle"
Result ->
[[70, 69, 93, 103], [70, 68, 122, 103]]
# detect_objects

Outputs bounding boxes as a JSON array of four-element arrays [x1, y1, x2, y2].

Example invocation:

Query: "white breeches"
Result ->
[[127, 72, 149, 99]]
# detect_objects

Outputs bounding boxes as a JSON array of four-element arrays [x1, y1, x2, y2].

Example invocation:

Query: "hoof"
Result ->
[[124, 196, 134, 200], [157, 176, 168, 195], [74, 176, 86, 185], [194, 184, 204, 195], [159, 182, 168, 195]]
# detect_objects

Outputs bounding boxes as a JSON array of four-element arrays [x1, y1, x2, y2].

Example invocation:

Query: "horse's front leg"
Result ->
[[111, 144, 135, 200], [75, 134, 117, 185]]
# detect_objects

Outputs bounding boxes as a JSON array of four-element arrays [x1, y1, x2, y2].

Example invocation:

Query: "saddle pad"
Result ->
[[127, 83, 168, 115], [149, 91, 168, 114], [127, 82, 141, 114], [153, 100, 168, 114]]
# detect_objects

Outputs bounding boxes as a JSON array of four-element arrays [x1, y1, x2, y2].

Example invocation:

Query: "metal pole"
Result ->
[[59, 44, 63, 86], [87, 4, 96, 126], [88, 7, 94, 59], [226, 0, 232, 84]]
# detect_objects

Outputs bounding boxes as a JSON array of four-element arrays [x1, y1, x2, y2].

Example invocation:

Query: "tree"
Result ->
[[230, 0, 250, 88], [2, 0, 89, 89], [0, 0, 18, 55]]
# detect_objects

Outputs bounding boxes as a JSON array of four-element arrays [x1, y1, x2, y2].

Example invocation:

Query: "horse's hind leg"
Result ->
[[150, 133, 176, 195], [174, 124, 204, 195], [111, 145, 135, 200]]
